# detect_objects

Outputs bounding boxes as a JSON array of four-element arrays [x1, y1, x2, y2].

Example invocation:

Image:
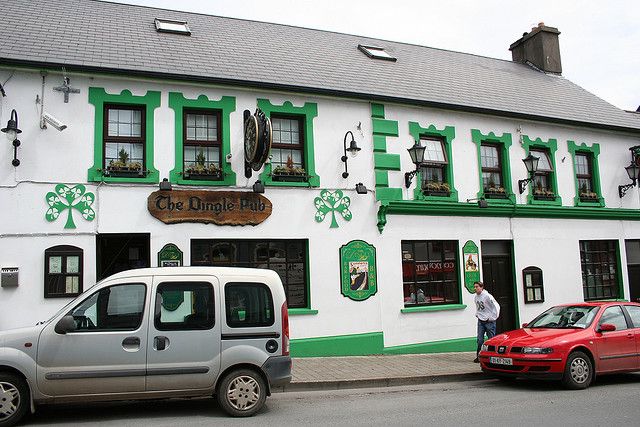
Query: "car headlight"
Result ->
[[523, 347, 553, 354], [481, 344, 489, 352]]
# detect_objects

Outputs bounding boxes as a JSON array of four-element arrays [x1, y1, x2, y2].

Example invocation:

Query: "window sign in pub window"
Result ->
[[191, 239, 308, 309], [44, 245, 83, 298], [522, 266, 544, 303], [401, 240, 460, 306]]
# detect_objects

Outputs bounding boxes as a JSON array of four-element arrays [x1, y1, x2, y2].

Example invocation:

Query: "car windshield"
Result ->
[[528, 305, 599, 329]]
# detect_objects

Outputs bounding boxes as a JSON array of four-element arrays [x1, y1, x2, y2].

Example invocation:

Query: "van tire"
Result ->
[[0, 372, 29, 427], [216, 368, 266, 417]]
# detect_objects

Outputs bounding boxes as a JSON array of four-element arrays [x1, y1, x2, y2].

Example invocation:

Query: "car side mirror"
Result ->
[[597, 323, 616, 333], [54, 315, 77, 334], [521, 323, 529, 328]]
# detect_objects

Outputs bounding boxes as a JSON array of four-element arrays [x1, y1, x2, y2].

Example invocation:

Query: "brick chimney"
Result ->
[[509, 22, 562, 74]]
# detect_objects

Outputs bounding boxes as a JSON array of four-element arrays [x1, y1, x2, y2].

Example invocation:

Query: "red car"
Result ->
[[479, 301, 640, 389]]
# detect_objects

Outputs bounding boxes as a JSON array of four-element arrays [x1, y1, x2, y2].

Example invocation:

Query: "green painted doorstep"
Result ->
[[290, 332, 475, 357]]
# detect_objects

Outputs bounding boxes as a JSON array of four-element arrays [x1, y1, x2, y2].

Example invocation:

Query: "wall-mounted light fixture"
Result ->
[[1, 109, 22, 167], [466, 197, 488, 208], [355, 182, 368, 194], [518, 153, 540, 194], [404, 141, 426, 188], [341, 131, 361, 178], [619, 145, 640, 198], [252, 180, 265, 194], [159, 178, 172, 191]]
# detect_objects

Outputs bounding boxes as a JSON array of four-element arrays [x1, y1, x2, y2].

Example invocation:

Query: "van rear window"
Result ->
[[225, 282, 274, 328]]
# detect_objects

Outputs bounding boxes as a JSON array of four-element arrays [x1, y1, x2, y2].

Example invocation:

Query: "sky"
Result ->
[[109, 0, 639, 111]]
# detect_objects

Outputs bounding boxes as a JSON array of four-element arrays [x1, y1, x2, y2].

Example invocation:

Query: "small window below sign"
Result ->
[[523, 266, 544, 303], [155, 18, 191, 35], [358, 45, 396, 62]]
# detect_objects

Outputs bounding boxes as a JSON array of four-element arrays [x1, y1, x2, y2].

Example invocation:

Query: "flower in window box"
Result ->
[[484, 185, 507, 198], [533, 186, 556, 200], [272, 156, 308, 182], [422, 181, 450, 196], [579, 191, 599, 201]]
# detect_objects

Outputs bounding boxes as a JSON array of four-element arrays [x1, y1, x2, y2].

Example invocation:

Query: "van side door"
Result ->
[[145, 276, 221, 391], [37, 279, 149, 396]]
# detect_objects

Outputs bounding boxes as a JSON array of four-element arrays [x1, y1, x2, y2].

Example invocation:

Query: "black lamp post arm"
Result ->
[[341, 131, 355, 178]]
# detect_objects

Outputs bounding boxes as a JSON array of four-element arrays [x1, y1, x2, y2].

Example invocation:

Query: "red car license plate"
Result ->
[[490, 356, 513, 366]]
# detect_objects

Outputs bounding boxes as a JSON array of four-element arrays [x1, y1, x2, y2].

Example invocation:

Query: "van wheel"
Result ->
[[562, 351, 593, 389], [217, 369, 266, 417], [0, 372, 29, 427]]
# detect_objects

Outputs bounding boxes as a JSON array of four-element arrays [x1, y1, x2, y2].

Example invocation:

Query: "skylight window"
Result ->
[[155, 18, 191, 35], [358, 45, 396, 62]]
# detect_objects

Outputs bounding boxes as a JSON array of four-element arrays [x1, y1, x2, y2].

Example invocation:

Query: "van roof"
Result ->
[[101, 266, 282, 282]]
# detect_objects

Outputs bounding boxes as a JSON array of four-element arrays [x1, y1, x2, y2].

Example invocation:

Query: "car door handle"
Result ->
[[154, 336, 169, 351], [122, 336, 140, 352]]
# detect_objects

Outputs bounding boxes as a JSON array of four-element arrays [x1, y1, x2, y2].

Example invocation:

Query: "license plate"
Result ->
[[490, 357, 513, 366]]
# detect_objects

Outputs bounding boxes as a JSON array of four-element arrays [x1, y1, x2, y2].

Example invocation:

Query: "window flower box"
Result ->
[[271, 165, 308, 182], [533, 188, 557, 201], [422, 181, 450, 197], [484, 186, 507, 199], [579, 191, 599, 202], [183, 164, 223, 181], [105, 161, 144, 177]]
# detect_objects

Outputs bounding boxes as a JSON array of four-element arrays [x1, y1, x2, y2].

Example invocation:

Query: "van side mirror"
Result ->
[[54, 315, 77, 334], [597, 323, 616, 333]]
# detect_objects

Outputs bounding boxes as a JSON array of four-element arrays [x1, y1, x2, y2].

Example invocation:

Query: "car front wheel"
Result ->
[[0, 372, 29, 427], [562, 351, 593, 389], [216, 368, 267, 417]]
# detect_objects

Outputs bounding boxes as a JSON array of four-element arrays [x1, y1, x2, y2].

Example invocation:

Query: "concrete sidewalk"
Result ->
[[278, 352, 484, 392]]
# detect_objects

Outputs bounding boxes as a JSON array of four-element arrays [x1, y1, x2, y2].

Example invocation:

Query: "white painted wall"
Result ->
[[1, 67, 639, 351]]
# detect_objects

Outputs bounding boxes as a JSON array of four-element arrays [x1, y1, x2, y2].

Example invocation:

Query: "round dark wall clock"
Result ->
[[244, 114, 259, 163], [253, 111, 272, 170]]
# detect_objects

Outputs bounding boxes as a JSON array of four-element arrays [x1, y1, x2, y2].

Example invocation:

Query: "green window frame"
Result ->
[[579, 240, 623, 301], [257, 99, 320, 187], [88, 88, 160, 183], [471, 129, 515, 204], [522, 136, 562, 206], [568, 141, 604, 207], [169, 93, 236, 186], [408, 122, 457, 202]]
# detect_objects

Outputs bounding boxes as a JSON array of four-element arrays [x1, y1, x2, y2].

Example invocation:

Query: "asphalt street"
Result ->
[[27, 374, 640, 426]]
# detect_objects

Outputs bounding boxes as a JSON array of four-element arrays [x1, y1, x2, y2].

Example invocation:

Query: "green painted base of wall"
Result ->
[[290, 332, 475, 357]]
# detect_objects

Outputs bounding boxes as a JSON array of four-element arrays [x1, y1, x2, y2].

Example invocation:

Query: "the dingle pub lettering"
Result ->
[[148, 189, 272, 225]]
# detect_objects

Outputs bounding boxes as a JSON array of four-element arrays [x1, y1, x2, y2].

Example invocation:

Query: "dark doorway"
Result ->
[[96, 233, 150, 281], [481, 240, 517, 333], [625, 240, 640, 303]]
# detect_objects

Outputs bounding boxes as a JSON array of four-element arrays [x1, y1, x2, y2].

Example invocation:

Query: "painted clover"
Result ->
[[45, 184, 96, 229], [314, 189, 352, 229]]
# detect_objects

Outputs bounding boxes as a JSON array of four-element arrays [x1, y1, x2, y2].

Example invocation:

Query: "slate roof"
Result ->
[[1, 0, 639, 133]]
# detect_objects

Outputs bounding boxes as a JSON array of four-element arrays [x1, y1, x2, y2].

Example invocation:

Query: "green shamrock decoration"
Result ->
[[314, 189, 352, 229], [45, 184, 96, 229]]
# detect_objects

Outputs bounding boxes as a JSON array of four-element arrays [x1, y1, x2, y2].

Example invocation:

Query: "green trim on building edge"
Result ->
[[471, 129, 515, 204], [257, 99, 320, 187], [372, 118, 399, 136], [288, 308, 319, 316], [374, 153, 401, 170], [409, 121, 459, 202], [290, 332, 476, 357], [370, 103, 385, 119], [376, 199, 640, 232], [401, 304, 467, 313], [521, 135, 562, 206], [168, 93, 237, 186], [567, 141, 605, 207], [87, 88, 161, 183], [371, 103, 402, 203]]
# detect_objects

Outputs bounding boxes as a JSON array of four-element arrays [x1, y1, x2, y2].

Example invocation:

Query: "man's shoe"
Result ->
[[473, 357, 479, 363]]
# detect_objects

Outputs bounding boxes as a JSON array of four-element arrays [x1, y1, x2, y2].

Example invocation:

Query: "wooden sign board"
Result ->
[[148, 190, 272, 226]]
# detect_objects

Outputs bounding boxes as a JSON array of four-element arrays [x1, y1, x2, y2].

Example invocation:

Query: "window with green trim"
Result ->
[[191, 239, 310, 309], [401, 240, 460, 306], [568, 141, 603, 207], [530, 148, 555, 200], [575, 152, 597, 202], [481, 143, 507, 198], [420, 137, 450, 196], [257, 99, 319, 187], [182, 109, 223, 181]]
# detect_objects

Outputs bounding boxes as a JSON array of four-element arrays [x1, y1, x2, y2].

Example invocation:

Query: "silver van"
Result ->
[[0, 267, 291, 426]]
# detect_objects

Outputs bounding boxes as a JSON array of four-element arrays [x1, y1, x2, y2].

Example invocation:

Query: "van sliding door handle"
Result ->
[[154, 336, 169, 351], [122, 336, 140, 352]]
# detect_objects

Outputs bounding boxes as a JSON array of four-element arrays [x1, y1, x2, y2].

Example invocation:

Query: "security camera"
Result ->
[[42, 112, 67, 131]]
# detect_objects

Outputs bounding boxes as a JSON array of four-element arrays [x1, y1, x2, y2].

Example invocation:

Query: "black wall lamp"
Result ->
[[518, 153, 540, 194], [252, 180, 265, 194], [341, 131, 361, 178], [159, 178, 172, 191], [466, 197, 488, 208], [618, 146, 640, 198], [355, 182, 368, 194], [404, 141, 426, 188], [1, 109, 22, 167]]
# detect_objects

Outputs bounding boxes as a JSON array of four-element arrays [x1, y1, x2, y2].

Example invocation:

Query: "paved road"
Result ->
[[28, 374, 640, 426]]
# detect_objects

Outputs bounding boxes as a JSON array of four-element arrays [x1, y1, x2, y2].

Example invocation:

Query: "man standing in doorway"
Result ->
[[474, 281, 500, 363]]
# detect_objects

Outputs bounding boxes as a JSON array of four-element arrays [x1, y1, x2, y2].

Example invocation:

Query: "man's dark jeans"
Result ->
[[476, 319, 497, 355]]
